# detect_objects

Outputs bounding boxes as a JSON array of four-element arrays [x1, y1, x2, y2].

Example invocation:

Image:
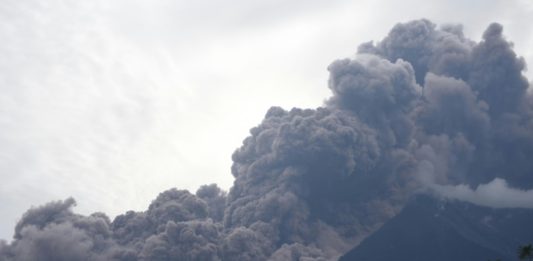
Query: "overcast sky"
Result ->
[[0, 0, 532, 240]]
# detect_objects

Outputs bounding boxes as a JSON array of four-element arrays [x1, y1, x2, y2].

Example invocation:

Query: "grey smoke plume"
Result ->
[[1, 19, 532, 260]]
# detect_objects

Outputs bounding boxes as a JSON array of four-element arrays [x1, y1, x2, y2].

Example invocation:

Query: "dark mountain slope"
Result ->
[[340, 195, 533, 261]]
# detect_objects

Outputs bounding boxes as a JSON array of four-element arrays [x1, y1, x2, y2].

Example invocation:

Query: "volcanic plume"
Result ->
[[1, 19, 532, 261]]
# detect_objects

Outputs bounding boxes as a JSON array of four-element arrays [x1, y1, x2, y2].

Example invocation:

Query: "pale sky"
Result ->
[[0, 0, 532, 240]]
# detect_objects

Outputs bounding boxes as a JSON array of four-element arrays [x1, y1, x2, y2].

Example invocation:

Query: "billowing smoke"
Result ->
[[1, 19, 532, 260]]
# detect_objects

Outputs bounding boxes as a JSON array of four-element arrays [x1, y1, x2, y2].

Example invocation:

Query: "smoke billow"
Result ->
[[1, 19, 533, 260]]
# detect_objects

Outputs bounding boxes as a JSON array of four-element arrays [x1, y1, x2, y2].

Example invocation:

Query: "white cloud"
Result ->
[[432, 178, 533, 208]]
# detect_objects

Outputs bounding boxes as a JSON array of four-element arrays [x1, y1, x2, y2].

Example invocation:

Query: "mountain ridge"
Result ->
[[339, 194, 533, 261]]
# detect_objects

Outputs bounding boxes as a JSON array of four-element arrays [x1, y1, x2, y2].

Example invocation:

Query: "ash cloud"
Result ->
[[1, 19, 533, 260]]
